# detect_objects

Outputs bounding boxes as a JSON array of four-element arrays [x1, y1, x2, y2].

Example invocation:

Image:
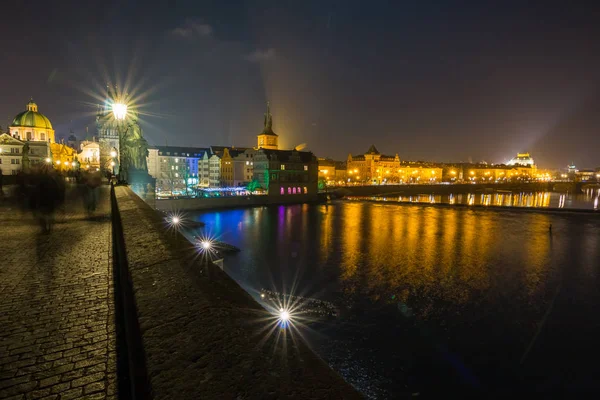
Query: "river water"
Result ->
[[350, 189, 600, 210], [189, 197, 600, 398]]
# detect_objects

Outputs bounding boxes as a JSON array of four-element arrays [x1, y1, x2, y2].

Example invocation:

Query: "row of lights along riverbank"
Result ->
[[165, 212, 293, 328]]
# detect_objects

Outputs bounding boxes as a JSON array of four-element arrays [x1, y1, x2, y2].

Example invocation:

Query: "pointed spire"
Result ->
[[367, 144, 380, 155], [261, 101, 275, 135]]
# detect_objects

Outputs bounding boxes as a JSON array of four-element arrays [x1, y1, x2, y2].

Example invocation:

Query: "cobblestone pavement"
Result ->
[[0, 186, 118, 400]]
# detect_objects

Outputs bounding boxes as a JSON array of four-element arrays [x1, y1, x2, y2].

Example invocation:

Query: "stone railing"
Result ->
[[111, 186, 361, 399]]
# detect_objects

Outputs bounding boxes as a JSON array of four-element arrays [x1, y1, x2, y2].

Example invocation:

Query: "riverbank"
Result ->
[[154, 193, 325, 211], [112, 186, 361, 399], [331, 182, 568, 198]]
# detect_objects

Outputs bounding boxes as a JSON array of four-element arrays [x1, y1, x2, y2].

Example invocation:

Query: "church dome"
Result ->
[[11, 100, 53, 130]]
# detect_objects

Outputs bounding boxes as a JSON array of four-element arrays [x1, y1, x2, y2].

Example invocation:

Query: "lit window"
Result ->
[[297, 187, 301, 193], [304, 165, 308, 171], [175, 158, 179, 163], [41, 133, 45, 140], [280, 187, 284, 195], [287, 187, 291, 194], [293, 187, 297, 194], [303, 187, 307, 194], [175, 173, 179, 177], [246, 161, 249, 165], [281, 165, 285, 170]]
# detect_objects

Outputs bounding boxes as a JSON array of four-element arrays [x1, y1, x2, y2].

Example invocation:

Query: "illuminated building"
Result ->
[[507, 152, 535, 167], [217, 147, 257, 187], [231, 148, 257, 186], [148, 146, 207, 195], [253, 149, 318, 197], [575, 170, 597, 182], [318, 158, 346, 184], [9, 100, 55, 143], [455, 164, 538, 182], [0, 100, 54, 174], [346, 145, 400, 184], [78, 140, 101, 170], [256, 102, 278, 150], [198, 146, 236, 188], [0, 134, 27, 175], [198, 147, 224, 187], [50, 143, 76, 172], [395, 165, 444, 183]]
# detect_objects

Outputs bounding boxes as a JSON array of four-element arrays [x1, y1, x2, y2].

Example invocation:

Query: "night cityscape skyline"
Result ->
[[2, 1, 600, 168], [2, 2, 600, 399]]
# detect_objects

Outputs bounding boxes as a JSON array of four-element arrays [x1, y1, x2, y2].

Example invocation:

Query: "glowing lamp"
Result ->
[[110, 161, 115, 167], [201, 240, 211, 250], [45, 158, 51, 163], [112, 103, 128, 120], [56, 160, 61, 165], [171, 216, 180, 224], [278, 309, 290, 323], [110, 151, 117, 158]]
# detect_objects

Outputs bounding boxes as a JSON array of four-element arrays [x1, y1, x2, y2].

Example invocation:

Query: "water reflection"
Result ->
[[193, 201, 600, 398], [350, 191, 598, 210]]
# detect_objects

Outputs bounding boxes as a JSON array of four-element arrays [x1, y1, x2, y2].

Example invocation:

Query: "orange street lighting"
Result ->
[[112, 102, 128, 120]]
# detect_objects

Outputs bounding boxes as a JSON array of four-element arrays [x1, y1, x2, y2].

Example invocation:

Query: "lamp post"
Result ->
[[111, 102, 130, 183]]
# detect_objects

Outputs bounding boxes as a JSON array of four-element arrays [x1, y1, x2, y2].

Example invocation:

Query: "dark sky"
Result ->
[[2, 0, 600, 168]]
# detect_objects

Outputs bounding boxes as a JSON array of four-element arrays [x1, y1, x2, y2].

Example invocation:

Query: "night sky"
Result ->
[[2, 0, 599, 168]]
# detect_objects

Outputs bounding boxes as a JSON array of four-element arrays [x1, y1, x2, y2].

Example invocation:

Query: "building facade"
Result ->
[[78, 140, 101, 170], [507, 152, 535, 167], [346, 145, 401, 184], [9, 100, 55, 143], [198, 146, 227, 188], [1, 100, 56, 175], [50, 143, 77, 172], [253, 149, 318, 197], [147, 146, 207, 195], [232, 148, 257, 187], [0, 134, 25, 175]]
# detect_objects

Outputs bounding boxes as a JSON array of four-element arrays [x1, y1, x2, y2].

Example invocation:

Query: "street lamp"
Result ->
[[112, 101, 130, 183]]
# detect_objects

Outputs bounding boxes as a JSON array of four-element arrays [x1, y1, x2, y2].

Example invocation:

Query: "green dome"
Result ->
[[11, 101, 53, 130]]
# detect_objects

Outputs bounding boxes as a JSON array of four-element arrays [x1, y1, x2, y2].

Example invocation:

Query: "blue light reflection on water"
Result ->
[[189, 201, 600, 398]]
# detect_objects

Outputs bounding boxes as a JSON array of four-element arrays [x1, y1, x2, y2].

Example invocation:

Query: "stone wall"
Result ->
[[154, 194, 320, 211], [113, 187, 360, 399]]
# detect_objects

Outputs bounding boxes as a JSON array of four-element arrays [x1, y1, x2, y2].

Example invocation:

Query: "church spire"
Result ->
[[263, 101, 274, 134]]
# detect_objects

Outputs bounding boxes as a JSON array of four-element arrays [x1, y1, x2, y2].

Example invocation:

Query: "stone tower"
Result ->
[[256, 101, 279, 150]]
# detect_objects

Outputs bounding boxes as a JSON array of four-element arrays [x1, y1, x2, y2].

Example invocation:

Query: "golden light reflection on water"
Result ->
[[333, 203, 567, 318], [340, 204, 362, 283], [353, 191, 583, 209], [319, 205, 334, 265]]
